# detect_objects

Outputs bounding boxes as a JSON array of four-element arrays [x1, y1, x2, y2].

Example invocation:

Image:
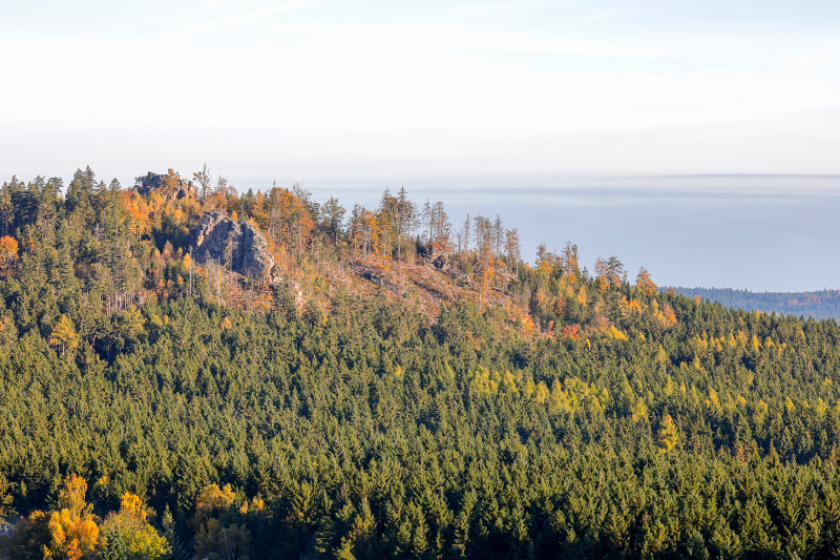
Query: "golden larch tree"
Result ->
[[50, 314, 80, 355], [635, 266, 657, 297], [45, 475, 99, 560], [657, 414, 680, 453], [0, 235, 18, 274], [100, 493, 170, 560]]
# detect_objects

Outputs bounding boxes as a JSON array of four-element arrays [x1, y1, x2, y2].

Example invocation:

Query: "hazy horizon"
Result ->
[[285, 173, 840, 294], [2, 1, 838, 292], [4, 169, 836, 293]]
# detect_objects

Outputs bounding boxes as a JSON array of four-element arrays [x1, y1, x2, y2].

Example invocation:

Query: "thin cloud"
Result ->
[[0, 0, 838, 178], [150, 0, 235, 24], [183, 0, 323, 33]]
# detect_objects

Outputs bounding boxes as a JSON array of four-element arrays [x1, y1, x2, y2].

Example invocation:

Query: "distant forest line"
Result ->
[[671, 287, 840, 322]]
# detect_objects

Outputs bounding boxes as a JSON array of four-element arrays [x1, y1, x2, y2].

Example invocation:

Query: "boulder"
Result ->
[[191, 210, 274, 279], [135, 170, 197, 201], [423, 241, 454, 271]]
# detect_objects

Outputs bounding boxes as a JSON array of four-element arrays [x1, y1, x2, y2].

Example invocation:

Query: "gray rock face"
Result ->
[[135, 171, 197, 201], [191, 210, 275, 279]]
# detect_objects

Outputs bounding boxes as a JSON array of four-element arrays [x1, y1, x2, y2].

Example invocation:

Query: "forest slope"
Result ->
[[0, 168, 839, 559]]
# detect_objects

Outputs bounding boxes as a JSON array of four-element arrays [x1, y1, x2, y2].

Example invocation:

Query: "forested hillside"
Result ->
[[673, 287, 840, 321], [1, 168, 840, 559]]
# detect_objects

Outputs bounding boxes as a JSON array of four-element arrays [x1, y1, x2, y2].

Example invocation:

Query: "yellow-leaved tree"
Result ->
[[192, 484, 251, 560], [99, 493, 170, 560], [45, 475, 99, 560], [194, 483, 236, 523], [49, 314, 80, 355], [560, 242, 580, 283], [593, 257, 611, 292], [657, 414, 680, 453], [118, 306, 146, 342], [631, 398, 649, 423], [635, 266, 657, 297], [0, 235, 18, 274]]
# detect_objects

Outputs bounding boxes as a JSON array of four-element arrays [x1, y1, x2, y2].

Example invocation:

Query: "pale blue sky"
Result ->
[[1, 1, 839, 290], [2, 0, 839, 180], [283, 174, 840, 292]]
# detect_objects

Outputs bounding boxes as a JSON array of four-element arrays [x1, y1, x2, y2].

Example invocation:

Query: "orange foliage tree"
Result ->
[[268, 187, 315, 258], [635, 266, 657, 297], [562, 324, 582, 341], [535, 244, 557, 279], [504, 228, 520, 271], [594, 257, 610, 292], [194, 483, 236, 525], [476, 229, 496, 311], [45, 475, 99, 560], [349, 206, 380, 261], [560, 242, 580, 283], [0, 235, 18, 274]]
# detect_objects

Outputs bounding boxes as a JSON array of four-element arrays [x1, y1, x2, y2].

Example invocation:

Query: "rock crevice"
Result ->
[[191, 210, 274, 279]]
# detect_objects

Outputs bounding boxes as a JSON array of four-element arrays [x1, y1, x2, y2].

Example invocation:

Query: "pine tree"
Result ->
[[0, 472, 16, 526], [101, 531, 129, 560]]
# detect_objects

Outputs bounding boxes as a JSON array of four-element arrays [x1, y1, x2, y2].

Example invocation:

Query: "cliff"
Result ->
[[191, 210, 275, 279]]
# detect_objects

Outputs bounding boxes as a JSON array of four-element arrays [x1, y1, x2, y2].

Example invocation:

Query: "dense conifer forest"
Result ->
[[673, 287, 840, 322], [1, 167, 840, 559]]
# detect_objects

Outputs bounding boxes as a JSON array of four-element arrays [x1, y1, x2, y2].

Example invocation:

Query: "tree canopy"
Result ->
[[0, 168, 839, 559]]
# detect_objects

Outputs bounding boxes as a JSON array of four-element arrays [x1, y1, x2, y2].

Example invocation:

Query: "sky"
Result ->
[[289, 175, 840, 293], [1, 0, 839, 290]]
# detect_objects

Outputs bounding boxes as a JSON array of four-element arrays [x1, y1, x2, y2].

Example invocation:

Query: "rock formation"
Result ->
[[135, 170, 197, 201], [421, 241, 454, 272], [191, 210, 275, 279]]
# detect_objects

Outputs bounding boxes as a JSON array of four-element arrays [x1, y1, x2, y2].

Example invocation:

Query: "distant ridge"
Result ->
[[671, 287, 840, 321]]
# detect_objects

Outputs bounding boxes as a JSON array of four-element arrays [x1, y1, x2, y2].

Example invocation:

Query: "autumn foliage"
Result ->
[[10, 167, 835, 558], [43, 475, 99, 560], [635, 266, 657, 297], [0, 235, 18, 273]]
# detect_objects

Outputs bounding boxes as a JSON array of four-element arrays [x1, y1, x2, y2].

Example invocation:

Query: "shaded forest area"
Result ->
[[1, 168, 840, 559], [674, 287, 840, 322]]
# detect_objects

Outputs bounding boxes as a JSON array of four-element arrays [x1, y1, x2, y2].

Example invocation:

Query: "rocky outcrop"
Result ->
[[421, 241, 454, 271], [191, 210, 274, 279], [135, 170, 197, 201]]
